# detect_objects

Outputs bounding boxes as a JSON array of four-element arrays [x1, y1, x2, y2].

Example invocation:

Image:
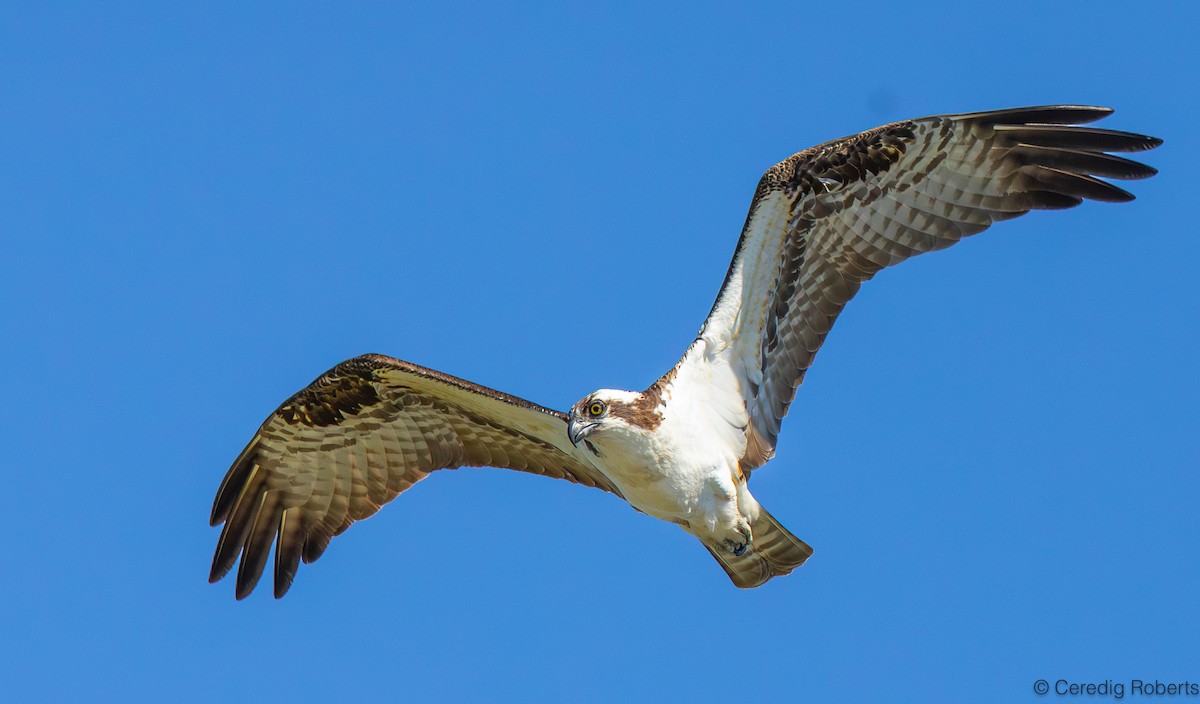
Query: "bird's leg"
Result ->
[[705, 473, 754, 556], [724, 520, 753, 556]]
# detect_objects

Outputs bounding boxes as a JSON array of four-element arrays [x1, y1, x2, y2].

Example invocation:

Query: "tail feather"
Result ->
[[705, 507, 813, 589]]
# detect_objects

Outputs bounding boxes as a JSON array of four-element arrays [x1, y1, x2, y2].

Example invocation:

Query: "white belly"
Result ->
[[587, 429, 748, 539], [583, 352, 757, 541]]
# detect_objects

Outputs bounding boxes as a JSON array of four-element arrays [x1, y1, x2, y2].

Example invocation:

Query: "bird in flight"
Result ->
[[209, 105, 1160, 599]]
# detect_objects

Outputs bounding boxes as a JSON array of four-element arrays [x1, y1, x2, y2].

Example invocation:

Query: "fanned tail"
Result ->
[[705, 506, 813, 588]]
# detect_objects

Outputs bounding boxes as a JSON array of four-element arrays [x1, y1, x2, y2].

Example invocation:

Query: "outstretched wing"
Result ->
[[209, 353, 618, 599], [695, 105, 1161, 470]]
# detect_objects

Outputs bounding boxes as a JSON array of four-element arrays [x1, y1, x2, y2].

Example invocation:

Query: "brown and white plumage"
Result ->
[[210, 355, 619, 599], [210, 105, 1159, 598], [699, 105, 1161, 470]]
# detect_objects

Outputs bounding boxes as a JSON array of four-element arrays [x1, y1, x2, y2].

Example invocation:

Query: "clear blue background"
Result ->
[[3, 2, 1197, 702]]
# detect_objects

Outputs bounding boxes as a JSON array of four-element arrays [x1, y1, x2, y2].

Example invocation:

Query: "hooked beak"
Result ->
[[567, 417, 598, 446]]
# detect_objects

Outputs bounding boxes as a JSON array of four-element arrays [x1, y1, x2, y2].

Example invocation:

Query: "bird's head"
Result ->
[[567, 388, 662, 448]]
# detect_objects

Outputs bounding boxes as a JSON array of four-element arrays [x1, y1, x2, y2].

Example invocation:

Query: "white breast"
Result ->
[[586, 340, 751, 528]]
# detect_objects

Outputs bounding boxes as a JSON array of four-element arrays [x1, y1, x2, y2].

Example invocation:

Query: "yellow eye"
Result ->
[[588, 401, 605, 417]]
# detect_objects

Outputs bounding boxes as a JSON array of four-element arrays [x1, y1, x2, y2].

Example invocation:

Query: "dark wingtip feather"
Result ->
[[1032, 167, 1136, 203], [302, 531, 334, 564], [209, 457, 273, 589], [234, 491, 288, 600], [273, 509, 305, 599], [210, 437, 261, 526], [209, 542, 237, 584], [963, 104, 1114, 126], [1024, 191, 1084, 211], [208, 559, 231, 584], [986, 108, 1161, 210], [1012, 145, 1159, 180], [996, 124, 1162, 153]]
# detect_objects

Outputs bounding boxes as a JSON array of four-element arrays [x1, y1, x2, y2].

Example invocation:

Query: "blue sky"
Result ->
[[3, 2, 1197, 702]]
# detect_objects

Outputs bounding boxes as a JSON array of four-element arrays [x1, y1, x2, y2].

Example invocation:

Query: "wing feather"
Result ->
[[273, 507, 305, 598], [209, 353, 618, 598], [694, 105, 1160, 470]]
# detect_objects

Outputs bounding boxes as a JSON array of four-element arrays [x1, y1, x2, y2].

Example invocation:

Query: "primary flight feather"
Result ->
[[209, 105, 1160, 598]]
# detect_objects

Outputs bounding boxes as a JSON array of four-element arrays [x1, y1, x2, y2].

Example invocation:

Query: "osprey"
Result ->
[[209, 105, 1160, 599]]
